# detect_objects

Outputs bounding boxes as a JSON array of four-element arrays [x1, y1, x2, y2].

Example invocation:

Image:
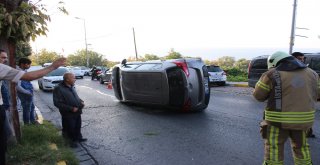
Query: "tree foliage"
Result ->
[[165, 48, 182, 59], [15, 41, 31, 60], [215, 56, 235, 69], [234, 58, 250, 72], [144, 54, 160, 61], [0, 1, 67, 42], [34, 49, 63, 66], [68, 49, 106, 67]]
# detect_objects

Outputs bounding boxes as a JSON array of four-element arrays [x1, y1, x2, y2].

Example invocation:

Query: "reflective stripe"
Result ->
[[269, 126, 280, 162], [265, 110, 315, 124], [256, 81, 270, 91], [302, 131, 311, 160], [268, 126, 282, 164], [263, 160, 283, 165], [294, 158, 312, 165]]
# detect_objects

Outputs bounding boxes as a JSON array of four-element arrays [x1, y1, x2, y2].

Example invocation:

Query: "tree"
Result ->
[[165, 48, 182, 59], [127, 55, 144, 62], [234, 58, 250, 72], [36, 49, 62, 66], [216, 56, 235, 69], [68, 49, 105, 67], [144, 54, 160, 61], [15, 41, 32, 61], [0, 0, 67, 141]]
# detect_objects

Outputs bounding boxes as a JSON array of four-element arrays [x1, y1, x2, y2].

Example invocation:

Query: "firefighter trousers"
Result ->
[[262, 125, 312, 165]]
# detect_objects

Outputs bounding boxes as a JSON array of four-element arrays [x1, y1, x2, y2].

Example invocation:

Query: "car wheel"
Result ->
[[220, 82, 226, 86], [39, 83, 43, 90], [100, 78, 104, 84]]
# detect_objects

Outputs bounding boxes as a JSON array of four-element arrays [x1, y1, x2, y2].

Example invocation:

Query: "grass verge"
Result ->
[[6, 120, 79, 165]]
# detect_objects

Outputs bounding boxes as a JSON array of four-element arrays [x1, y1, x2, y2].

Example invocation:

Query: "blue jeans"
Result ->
[[17, 93, 35, 124]]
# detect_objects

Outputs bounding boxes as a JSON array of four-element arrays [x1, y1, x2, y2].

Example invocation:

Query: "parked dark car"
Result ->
[[98, 68, 112, 84], [248, 53, 320, 88], [111, 58, 210, 111], [247, 55, 269, 88]]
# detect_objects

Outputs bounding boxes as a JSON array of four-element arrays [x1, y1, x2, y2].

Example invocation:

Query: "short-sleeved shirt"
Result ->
[[0, 64, 25, 104]]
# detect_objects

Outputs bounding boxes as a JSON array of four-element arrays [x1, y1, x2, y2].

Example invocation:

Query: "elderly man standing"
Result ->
[[53, 73, 86, 148], [0, 53, 66, 164]]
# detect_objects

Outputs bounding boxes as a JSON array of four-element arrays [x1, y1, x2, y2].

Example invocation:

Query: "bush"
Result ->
[[226, 68, 248, 82]]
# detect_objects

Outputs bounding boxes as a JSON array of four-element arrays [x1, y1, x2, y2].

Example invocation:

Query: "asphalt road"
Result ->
[[32, 77, 320, 165]]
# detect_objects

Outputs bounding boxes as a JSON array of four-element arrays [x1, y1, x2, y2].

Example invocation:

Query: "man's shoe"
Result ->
[[78, 138, 88, 142], [307, 134, 316, 138], [70, 142, 78, 148]]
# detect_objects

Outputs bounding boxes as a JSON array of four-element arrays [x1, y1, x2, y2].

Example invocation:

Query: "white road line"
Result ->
[[96, 90, 115, 98], [78, 85, 116, 98]]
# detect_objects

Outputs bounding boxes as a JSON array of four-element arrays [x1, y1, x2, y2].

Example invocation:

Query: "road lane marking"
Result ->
[[96, 90, 115, 98], [77, 85, 117, 100]]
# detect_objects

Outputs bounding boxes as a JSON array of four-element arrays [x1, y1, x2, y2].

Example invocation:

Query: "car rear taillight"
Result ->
[[97, 71, 102, 74], [173, 61, 190, 77], [248, 62, 252, 74]]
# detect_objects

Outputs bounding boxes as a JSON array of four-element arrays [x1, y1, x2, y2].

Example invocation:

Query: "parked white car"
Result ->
[[69, 66, 85, 79], [38, 67, 69, 91], [207, 65, 227, 86]]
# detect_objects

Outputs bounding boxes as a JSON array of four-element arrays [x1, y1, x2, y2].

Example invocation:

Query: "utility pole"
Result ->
[[75, 17, 89, 67], [132, 27, 138, 60], [289, 0, 297, 54]]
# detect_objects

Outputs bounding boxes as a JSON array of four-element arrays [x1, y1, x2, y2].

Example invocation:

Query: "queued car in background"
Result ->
[[247, 53, 320, 88], [111, 58, 210, 111], [91, 66, 108, 80], [98, 68, 112, 84], [79, 66, 91, 76], [206, 65, 227, 86], [38, 67, 69, 91], [68, 66, 85, 79]]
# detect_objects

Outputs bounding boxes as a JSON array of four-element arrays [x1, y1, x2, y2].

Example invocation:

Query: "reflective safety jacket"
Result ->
[[253, 67, 319, 130]]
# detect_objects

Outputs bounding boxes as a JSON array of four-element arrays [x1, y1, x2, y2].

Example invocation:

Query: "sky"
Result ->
[[31, 0, 320, 62]]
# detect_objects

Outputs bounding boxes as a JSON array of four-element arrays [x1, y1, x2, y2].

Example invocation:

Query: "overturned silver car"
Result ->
[[111, 58, 210, 111]]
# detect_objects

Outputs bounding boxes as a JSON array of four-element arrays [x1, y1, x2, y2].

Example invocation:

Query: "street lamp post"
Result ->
[[75, 17, 89, 67]]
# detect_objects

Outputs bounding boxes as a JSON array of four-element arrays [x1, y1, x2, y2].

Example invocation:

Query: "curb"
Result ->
[[227, 82, 249, 87], [232, 83, 248, 87]]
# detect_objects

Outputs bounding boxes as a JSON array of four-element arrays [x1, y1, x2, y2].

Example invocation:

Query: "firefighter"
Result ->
[[253, 51, 319, 165]]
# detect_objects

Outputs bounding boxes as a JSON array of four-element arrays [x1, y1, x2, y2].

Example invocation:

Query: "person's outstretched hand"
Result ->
[[51, 58, 67, 69]]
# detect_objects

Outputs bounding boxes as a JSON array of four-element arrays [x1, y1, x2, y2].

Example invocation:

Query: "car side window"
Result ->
[[309, 57, 320, 71], [251, 59, 267, 69]]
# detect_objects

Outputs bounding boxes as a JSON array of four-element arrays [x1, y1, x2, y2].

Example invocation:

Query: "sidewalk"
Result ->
[[34, 107, 97, 165]]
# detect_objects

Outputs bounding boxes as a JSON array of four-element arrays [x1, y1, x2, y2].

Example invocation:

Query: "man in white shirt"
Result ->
[[0, 54, 66, 164]]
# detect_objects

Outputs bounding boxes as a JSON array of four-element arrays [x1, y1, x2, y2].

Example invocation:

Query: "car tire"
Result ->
[[100, 78, 104, 84], [39, 83, 43, 90], [220, 82, 226, 86]]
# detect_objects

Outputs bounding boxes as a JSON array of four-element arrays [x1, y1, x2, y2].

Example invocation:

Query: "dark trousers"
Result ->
[[0, 106, 6, 165], [62, 115, 82, 142]]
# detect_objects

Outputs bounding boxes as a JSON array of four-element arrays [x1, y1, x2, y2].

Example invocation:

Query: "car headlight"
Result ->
[[43, 79, 52, 82]]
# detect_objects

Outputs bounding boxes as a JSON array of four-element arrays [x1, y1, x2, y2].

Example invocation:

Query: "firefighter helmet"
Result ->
[[267, 51, 291, 69]]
